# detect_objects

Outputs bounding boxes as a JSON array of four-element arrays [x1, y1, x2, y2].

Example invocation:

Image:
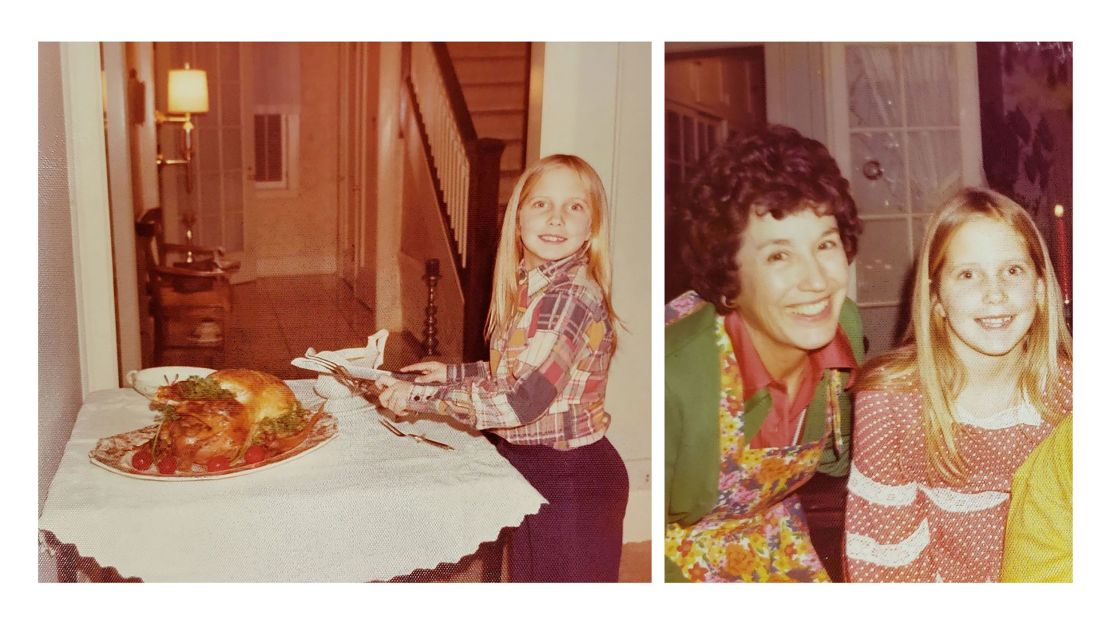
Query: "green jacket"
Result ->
[[663, 297, 864, 582]]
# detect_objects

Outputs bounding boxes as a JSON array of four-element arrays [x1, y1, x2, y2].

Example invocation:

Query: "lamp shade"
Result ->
[[167, 66, 209, 114]]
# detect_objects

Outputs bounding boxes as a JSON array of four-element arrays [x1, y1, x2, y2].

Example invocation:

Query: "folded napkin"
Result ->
[[291, 329, 391, 380]]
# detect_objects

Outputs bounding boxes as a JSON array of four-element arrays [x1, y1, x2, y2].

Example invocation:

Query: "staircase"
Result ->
[[403, 43, 511, 361], [444, 42, 530, 214]]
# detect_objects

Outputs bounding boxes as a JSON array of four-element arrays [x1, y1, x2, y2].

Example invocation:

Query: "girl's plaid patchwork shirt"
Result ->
[[403, 249, 615, 450]]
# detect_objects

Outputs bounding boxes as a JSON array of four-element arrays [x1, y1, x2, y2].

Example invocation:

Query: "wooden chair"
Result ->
[[135, 209, 240, 366]]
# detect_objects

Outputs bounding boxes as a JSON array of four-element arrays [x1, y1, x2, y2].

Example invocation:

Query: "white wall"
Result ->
[[38, 41, 86, 581], [372, 43, 405, 330], [538, 42, 652, 542]]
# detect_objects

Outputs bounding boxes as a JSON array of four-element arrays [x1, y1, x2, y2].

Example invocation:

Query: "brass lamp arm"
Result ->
[[154, 110, 196, 194], [155, 111, 194, 125]]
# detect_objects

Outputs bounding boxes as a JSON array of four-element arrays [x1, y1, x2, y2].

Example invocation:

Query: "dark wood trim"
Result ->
[[463, 138, 505, 361], [401, 41, 412, 84], [518, 42, 532, 172], [665, 44, 764, 63]]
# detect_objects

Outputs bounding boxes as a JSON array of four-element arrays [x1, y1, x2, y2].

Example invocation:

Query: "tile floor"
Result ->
[[155, 273, 651, 582], [160, 273, 388, 377]]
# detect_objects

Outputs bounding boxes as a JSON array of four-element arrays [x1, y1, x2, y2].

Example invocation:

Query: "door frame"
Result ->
[[337, 43, 356, 285], [338, 42, 380, 307], [101, 42, 143, 381], [338, 42, 375, 288], [60, 42, 120, 394]]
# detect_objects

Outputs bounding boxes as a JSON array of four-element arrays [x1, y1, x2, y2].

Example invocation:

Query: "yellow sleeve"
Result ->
[[1000, 416, 1072, 582]]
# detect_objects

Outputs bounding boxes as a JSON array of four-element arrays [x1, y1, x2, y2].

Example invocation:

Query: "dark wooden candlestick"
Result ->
[[422, 259, 440, 356]]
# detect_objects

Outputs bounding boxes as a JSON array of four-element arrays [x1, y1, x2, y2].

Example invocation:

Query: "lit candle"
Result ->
[[1053, 204, 1071, 304]]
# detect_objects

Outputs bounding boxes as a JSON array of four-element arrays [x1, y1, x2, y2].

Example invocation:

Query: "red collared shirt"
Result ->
[[724, 311, 857, 448]]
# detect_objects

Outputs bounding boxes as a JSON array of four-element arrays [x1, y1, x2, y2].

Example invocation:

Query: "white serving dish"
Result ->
[[125, 366, 217, 399]]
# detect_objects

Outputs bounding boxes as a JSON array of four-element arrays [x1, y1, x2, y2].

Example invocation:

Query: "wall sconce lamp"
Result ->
[[156, 63, 209, 192]]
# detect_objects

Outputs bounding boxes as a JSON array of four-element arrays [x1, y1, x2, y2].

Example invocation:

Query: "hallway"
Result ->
[[158, 273, 422, 378]]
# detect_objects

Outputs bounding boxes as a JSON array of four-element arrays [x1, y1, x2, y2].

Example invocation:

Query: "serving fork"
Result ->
[[306, 354, 419, 396], [308, 355, 453, 451], [306, 354, 378, 395]]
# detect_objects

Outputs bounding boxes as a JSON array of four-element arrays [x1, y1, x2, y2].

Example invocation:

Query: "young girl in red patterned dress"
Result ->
[[377, 154, 628, 582], [845, 188, 1072, 582]]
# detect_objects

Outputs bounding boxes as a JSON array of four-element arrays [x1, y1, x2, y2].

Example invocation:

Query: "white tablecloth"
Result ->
[[38, 381, 546, 582]]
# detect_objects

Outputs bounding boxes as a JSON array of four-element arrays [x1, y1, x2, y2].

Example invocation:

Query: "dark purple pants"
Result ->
[[491, 434, 629, 582]]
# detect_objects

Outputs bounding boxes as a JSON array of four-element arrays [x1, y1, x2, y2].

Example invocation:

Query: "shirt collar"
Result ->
[[517, 246, 590, 298], [724, 309, 858, 401]]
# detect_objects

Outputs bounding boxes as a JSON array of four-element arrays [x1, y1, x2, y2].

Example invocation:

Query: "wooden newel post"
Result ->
[[463, 138, 506, 361], [422, 258, 441, 357]]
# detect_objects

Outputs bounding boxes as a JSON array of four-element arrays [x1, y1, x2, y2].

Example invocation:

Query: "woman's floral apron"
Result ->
[[664, 316, 839, 582]]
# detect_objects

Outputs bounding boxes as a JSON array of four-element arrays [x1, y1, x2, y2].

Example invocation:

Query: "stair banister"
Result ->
[[404, 42, 505, 361]]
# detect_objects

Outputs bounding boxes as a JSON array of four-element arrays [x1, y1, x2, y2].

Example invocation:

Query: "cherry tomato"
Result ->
[[244, 445, 267, 464], [206, 456, 230, 472], [131, 450, 153, 471], [157, 455, 177, 475]]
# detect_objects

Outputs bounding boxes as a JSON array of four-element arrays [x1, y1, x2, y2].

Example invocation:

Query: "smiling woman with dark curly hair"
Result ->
[[664, 125, 865, 582], [674, 125, 862, 313]]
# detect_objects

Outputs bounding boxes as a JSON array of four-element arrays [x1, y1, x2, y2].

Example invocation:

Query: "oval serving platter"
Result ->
[[88, 413, 339, 481]]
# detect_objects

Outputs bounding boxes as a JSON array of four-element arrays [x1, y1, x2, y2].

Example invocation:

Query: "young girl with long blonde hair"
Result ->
[[377, 154, 628, 582], [844, 187, 1072, 582]]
